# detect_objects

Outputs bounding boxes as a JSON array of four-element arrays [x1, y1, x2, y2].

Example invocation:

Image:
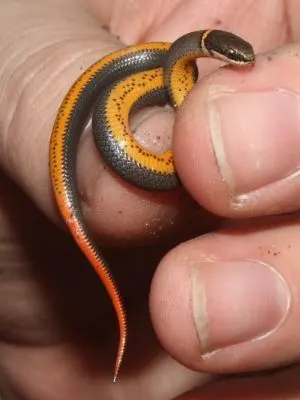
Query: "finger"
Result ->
[[150, 217, 300, 375], [174, 364, 300, 399], [0, 0, 204, 245], [174, 44, 300, 218], [0, 0, 117, 218]]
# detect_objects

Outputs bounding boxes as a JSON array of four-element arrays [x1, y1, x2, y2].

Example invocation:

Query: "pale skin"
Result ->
[[2, 0, 300, 398]]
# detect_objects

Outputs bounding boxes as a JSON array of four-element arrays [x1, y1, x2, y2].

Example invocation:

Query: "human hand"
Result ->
[[1, 0, 300, 399]]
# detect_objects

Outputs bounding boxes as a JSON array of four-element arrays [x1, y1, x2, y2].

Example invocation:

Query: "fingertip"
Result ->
[[174, 47, 300, 218], [149, 223, 297, 375]]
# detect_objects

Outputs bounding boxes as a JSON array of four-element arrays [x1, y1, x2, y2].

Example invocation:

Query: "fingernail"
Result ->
[[191, 260, 290, 353], [208, 89, 300, 195]]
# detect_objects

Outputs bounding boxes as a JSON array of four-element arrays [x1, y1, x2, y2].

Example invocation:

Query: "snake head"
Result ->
[[203, 30, 255, 65]]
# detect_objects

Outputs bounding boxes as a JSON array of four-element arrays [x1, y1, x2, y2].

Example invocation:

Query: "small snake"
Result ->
[[49, 29, 255, 381]]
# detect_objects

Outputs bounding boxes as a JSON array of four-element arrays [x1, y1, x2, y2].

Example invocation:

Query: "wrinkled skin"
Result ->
[[1, 0, 300, 398]]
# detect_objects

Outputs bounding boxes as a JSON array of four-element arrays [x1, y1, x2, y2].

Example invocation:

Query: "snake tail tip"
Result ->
[[113, 367, 120, 383]]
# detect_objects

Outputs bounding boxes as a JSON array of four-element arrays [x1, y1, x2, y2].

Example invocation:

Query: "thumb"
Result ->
[[174, 44, 300, 218], [0, 0, 119, 218]]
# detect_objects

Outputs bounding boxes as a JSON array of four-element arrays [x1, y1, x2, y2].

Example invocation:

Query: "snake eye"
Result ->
[[226, 47, 240, 61]]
